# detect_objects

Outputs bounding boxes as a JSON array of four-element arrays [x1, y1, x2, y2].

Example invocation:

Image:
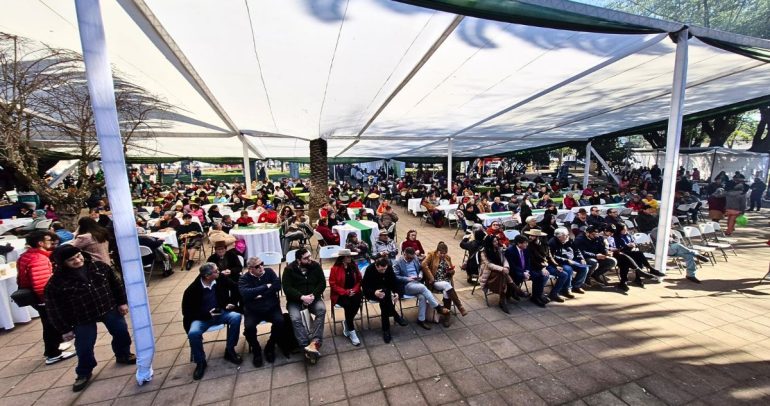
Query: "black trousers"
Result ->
[[336, 294, 362, 330], [33, 304, 62, 358], [369, 293, 398, 331], [243, 306, 284, 352]]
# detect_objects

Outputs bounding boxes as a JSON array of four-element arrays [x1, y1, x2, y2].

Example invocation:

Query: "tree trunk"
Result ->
[[703, 116, 738, 147], [749, 106, 770, 153], [308, 139, 328, 223], [641, 130, 666, 149]]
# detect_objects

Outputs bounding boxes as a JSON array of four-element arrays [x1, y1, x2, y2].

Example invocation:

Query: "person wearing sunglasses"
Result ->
[[239, 256, 284, 367]]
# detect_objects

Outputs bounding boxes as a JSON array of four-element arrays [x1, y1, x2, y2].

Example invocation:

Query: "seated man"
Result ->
[[282, 248, 326, 364], [574, 225, 617, 286], [362, 257, 408, 343], [570, 208, 589, 237], [586, 207, 605, 228], [175, 213, 204, 270], [378, 205, 399, 238], [373, 230, 398, 261], [505, 235, 545, 306], [491, 197, 507, 212], [314, 218, 339, 246], [635, 205, 658, 234], [650, 229, 704, 284], [548, 228, 589, 294], [392, 247, 449, 330], [526, 229, 573, 303], [151, 211, 180, 232], [206, 241, 244, 283], [181, 263, 243, 380], [239, 256, 284, 367]]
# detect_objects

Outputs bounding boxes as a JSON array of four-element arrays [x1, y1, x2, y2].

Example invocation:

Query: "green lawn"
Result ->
[[160, 169, 310, 184]]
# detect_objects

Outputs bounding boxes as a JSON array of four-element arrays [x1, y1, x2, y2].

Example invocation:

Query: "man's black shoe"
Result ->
[[573, 287, 586, 294], [616, 283, 630, 292], [193, 362, 206, 380], [72, 374, 91, 392], [115, 353, 137, 365], [383, 330, 392, 344], [416, 320, 432, 330], [541, 295, 551, 303], [633, 278, 645, 288], [530, 297, 546, 308], [224, 349, 242, 365], [650, 269, 666, 277], [185, 260, 194, 271], [264, 345, 276, 364], [548, 294, 565, 303], [591, 276, 606, 287], [499, 300, 510, 314], [686, 276, 702, 284], [252, 352, 263, 368], [394, 315, 408, 327], [561, 292, 576, 299]]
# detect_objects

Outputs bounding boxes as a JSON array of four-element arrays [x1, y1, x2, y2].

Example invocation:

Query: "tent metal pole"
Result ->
[[654, 29, 690, 272], [709, 149, 717, 181], [241, 136, 252, 196], [75, 0, 154, 385], [447, 138, 453, 194], [583, 141, 591, 189], [589, 146, 620, 185]]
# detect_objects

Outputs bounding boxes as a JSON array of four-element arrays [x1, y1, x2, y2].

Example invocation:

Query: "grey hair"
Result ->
[[246, 257, 261, 268], [471, 223, 484, 232], [554, 228, 570, 237], [199, 262, 218, 277], [525, 216, 537, 223]]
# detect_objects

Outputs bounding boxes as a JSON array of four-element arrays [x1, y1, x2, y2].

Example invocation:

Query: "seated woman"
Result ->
[[563, 193, 577, 210], [220, 215, 235, 234], [420, 197, 445, 227], [207, 205, 223, 223], [329, 249, 363, 346], [478, 235, 515, 313], [176, 213, 204, 270], [463, 202, 480, 225], [347, 195, 364, 210], [400, 230, 425, 260], [422, 242, 466, 327], [315, 218, 339, 246], [235, 210, 255, 226], [345, 233, 369, 259], [213, 192, 228, 204], [485, 221, 510, 247], [189, 203, 205, 225]]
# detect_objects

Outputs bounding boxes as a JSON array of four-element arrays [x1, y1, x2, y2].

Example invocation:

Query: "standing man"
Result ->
[[182, 263, 243, 380], [239, 256, 284, 367], [282, 248, 326, 364], [17, 231, 74, 364]]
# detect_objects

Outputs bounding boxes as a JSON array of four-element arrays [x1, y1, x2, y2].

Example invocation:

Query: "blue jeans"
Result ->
[[188, 311, 242, 364], [669, 243, 697, 277], [563, 262, 589, 289], [546, 265, 572, 296], [73, 309, 132, 377], [404, 282, 439, 321]]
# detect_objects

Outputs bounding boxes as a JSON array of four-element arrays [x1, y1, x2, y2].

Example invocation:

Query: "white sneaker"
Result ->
[[342, 323, 350, 338], [46, 351, 76, 365], [59, 340, 74, 351], [348, 330, 361, 346]]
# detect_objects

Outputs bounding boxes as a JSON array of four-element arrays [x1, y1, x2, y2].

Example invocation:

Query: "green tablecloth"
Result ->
[[483, 211, 513, 218], [476, 186, 495, 193], [267, 193, 310, 203], [531, 197, 564, 206], [132, 198, 164, 205], [346, 220, 373, 250], [291, 187, 305, 194]]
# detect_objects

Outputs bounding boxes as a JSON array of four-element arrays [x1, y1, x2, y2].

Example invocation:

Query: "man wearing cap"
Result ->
[[373, 230, 398, 261], [45, 246, 135, 392], [281, 203, 313, 255], [207, 240, 244, 284], [282, 248, 327, 363], [526, 229, 573, 303], [575, 225, 617, 286], [393, 247, 450, 330], [239, 256, 284, 367], [182, 262, 243, 380], [570, 208, 589, 237]]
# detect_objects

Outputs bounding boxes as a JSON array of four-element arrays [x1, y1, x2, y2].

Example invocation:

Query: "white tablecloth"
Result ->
[[0, 218, 34, 235], [435, 204, 459, 215], [477, 212, 514, 227], [0, 264, 40, 330], [532, 208, 572, 222], [347, 207, 374, 219], [333, 220, 380, 247], [407, 198, 424, 216], [230, 227, 281, 256], [148, 230, 179, 248]]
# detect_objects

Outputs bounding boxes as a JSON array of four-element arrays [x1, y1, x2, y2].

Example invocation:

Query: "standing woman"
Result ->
[[45, 246, 135, 392], [478, 235, 515, 313], [724, 184, 746, 236], [71, 217, 111, 265], [328, 249, 363, 346], [422, 242, 466, 327]]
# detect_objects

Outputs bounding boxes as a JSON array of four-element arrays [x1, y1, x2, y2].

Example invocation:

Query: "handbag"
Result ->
[[11, 288, 39, 307]]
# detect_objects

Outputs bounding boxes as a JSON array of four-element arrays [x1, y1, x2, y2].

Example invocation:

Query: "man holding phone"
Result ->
[[182, 262, 242, 380]]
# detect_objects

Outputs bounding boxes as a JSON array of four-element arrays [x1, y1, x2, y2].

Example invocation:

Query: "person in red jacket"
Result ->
[[16, 231, 75, 364], [314, 218, 339, 245], [328, 249, 362, 346]]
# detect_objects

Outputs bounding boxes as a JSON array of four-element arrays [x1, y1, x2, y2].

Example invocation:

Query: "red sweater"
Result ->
[[315, 224, 339, 245], [401, 239, 425, 255], [328, 263, 362, 306], [16, 248, 53, 302]]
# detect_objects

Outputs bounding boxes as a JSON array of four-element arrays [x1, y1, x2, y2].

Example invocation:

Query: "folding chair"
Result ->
[[330, 298, 364, 335], [311, 230, 326, 258], [318, 245, 342, 279], [190, 324, 229, 361], [677, 228, 715, 266], [503, 229, 520, 241], [701, 222, 738, 255], [139, 246, 157, 286], [685, 225, 730, 261], [502, 219, 517, 230], [633, 233, 683, 274], [258, 251, 283, 279], [446, 209, 459, 229]]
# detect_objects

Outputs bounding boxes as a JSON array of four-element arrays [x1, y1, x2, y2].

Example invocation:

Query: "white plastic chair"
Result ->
[[679, 228, 716, 265], [446, 209, 458, 228], [682, 226, 728, 261], [699, 223, 737, 256], [312, 230, 326, 258], [139, 246, 156, 286], [439, 199, 450, 206], [503, 229, 520, 241], [286, 249, 298, 265], [319, 245, 342, 271], [34, 219, 53, 230]]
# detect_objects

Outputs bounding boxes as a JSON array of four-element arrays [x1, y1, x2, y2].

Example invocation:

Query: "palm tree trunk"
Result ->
[[309, 139, 328, 223]]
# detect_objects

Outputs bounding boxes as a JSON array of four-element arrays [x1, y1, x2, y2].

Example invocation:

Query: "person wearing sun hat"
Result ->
[[206, 240, 244, 284], [526, 228, 573, 304], [44, 245, 135, 392], [329, 249, 363, 345]]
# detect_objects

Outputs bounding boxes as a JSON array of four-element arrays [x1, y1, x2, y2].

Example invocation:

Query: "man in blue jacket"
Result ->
[[239, 256, 284, 367], [548, 228, 590, 294], [392, 247, 449, 330], [574, 225, 617, 286], [505, 235, 546, 307]]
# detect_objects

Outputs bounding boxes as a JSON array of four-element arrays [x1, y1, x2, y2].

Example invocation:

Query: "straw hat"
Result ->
[[333, 248, 358, 257], [367, 192, 380, 199], [524, 229, 547, 237]]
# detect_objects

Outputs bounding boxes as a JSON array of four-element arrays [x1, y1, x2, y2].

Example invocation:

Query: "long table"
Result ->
[[477, 211, 514, 227]]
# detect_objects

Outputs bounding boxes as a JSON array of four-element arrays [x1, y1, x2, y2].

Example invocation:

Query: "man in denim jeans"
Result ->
[[182, 262, 243, 380], [393, 247, 449, 330], [282, 248, 326, 363]]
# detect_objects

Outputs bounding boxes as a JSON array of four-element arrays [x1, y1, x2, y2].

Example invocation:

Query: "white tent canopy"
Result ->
[[2, 0, 770, 161], [631, 147, 770, 181]]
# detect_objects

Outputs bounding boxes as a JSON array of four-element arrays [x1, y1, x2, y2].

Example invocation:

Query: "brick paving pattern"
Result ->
[[1, 207, 770, 405]]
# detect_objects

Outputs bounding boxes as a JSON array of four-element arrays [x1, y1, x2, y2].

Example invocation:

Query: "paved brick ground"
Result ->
[[2, 206, 770, 405]]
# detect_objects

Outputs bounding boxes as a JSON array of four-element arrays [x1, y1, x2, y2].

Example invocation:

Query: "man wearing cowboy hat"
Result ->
[[526, 229, 574, 304]]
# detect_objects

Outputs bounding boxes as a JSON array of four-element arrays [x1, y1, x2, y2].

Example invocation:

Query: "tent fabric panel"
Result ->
[[394, 0, 676, 34]]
